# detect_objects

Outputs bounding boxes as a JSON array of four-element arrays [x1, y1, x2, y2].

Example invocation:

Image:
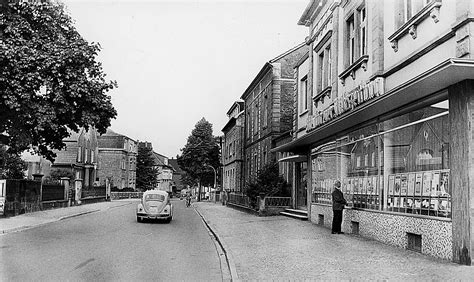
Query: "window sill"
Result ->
[[388, 0, 442, 52], [338, 55, 369, 83], [313, 86, 332, 104]]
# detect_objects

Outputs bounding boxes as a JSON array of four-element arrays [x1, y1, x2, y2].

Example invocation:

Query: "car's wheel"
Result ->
[[137, 216, 142, 222], [166, 217, 172, 223]]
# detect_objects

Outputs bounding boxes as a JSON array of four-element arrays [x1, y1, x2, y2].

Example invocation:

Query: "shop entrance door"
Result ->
[[296, 162, 307, 210]]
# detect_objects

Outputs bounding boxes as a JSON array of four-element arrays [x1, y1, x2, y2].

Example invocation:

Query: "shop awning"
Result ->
[[277, 154, 307, 162], [272, 58, 474, 154]]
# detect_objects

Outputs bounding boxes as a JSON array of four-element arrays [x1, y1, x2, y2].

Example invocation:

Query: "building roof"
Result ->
[[221, 117, 237, 133], [298, 0, 321, 26], [240, 43, 306, 100], [139, 141, 153, 149], [226, 101, 244, 117], [168, 158, 184, 174], [153, 151, 173, 170], [294, 51, 309, 69], [101, 128, 136, 141]]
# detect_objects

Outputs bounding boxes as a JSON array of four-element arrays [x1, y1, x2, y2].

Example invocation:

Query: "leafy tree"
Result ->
[[0, 0, 117, 161], [177, 118, 220, 200], [181, 171, 198, 188], [136, 144, 158, 191], [43, 168, 74, 184], [0, 145, 27, 179], [245, 162, 291, 209]]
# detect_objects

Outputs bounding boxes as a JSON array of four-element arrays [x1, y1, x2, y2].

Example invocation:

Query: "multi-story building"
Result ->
[[241, 43, 308, 189], [24, 128, 99, 188], [222, 101, 245, 193], [97, 129, 138, 190], [168, 158, 185, 194], [274, 0, 474, 265], [153, 152, 173, 193]]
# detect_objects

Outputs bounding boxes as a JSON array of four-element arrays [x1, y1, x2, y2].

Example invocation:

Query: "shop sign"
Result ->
[[306, 78, 384, 132]]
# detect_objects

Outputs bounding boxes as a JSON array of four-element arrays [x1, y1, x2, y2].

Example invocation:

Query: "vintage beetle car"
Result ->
[[137, 190, 173, 223]]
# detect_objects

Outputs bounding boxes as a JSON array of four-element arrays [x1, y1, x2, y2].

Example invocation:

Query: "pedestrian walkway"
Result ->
[[194, 202, 474, 281], [0, 200, 133, 235]]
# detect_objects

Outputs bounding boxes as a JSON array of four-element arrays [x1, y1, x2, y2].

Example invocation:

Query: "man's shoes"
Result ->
[[338, 232, 345, 234], [331, 231, 337, 234]]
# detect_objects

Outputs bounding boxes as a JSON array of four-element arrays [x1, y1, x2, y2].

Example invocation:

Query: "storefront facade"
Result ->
[[276, 0, 474, 264]]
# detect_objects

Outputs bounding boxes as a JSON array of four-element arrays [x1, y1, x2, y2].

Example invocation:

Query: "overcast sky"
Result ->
[[63, 0, 308, 158]]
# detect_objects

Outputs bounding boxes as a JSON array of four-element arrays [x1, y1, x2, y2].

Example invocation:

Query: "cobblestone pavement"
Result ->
[[194, 201, 474, 281]]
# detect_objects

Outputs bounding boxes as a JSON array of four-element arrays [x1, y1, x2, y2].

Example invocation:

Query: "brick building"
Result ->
[[273, 0, 474, 265], [222, 101, 245, 192], [24, 128, 99, 188], [241, 43, 308, 188], [97, 129, 138, 190]]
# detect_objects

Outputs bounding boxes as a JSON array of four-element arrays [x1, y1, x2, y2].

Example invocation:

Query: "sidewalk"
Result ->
[[194, 201, 474, 281], [0, 200, 133, 235]]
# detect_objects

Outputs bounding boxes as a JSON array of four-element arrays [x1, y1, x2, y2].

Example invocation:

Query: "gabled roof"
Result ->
[[153, 151, 173, 170]]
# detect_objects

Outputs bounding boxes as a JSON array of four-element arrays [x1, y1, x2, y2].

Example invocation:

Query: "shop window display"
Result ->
[[311, 100, 450, 218], [382, 100, 450, 217]]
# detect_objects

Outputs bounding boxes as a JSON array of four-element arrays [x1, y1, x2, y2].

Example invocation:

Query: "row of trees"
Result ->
[[0, 0, 117, 178], [177, 117, 290, 202]]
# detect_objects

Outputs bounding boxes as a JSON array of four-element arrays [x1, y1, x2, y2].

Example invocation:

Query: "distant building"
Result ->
[[97, 129, 138, 190], [152, 152, 173, 193], [241, 43, 308, 189], [222, 101, 245, 193], [24, 128, 99, 188], [138, 142, 173, 193], [168, 158, 185, 194]]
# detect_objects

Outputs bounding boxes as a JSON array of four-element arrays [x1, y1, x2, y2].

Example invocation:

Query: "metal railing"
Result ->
[[227, 192, 251, 208], [110, 192, 143, 200], [264, 196, 291, 207]]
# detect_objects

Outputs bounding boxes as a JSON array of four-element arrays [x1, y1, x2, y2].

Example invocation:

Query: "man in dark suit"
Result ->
[[332, 180, 347, 234]]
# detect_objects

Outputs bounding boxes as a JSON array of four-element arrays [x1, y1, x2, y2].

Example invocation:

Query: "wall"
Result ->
[[310, 204, 452, 261], [97, 150, 126, 189], [296, 56, 310, 139]]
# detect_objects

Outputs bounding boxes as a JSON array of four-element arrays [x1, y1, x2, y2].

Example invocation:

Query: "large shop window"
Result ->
[[311, 100, 450, 218]]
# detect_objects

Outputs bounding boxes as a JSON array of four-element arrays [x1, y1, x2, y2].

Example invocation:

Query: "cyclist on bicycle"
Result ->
[[185, 192, 192, 207]]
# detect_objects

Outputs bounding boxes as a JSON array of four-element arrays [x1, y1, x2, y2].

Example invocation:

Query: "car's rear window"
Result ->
[[145, 194, 165, 201]]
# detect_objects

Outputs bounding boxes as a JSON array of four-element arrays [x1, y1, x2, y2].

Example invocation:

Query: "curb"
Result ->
[[194, 205, 239, 282], [1, 210, 100, 235], [1, 202, 133, 235], [58, 209, 100, 221]]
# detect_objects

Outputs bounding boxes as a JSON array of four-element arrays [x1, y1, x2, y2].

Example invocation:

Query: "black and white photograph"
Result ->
[[2, 0, 474, 280]]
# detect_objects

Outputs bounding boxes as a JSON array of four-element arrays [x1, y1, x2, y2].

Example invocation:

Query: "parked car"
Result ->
[[136, 190, 173, 223]]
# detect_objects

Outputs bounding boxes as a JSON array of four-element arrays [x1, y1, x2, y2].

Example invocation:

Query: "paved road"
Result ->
[[0, 200, 224, 281]]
